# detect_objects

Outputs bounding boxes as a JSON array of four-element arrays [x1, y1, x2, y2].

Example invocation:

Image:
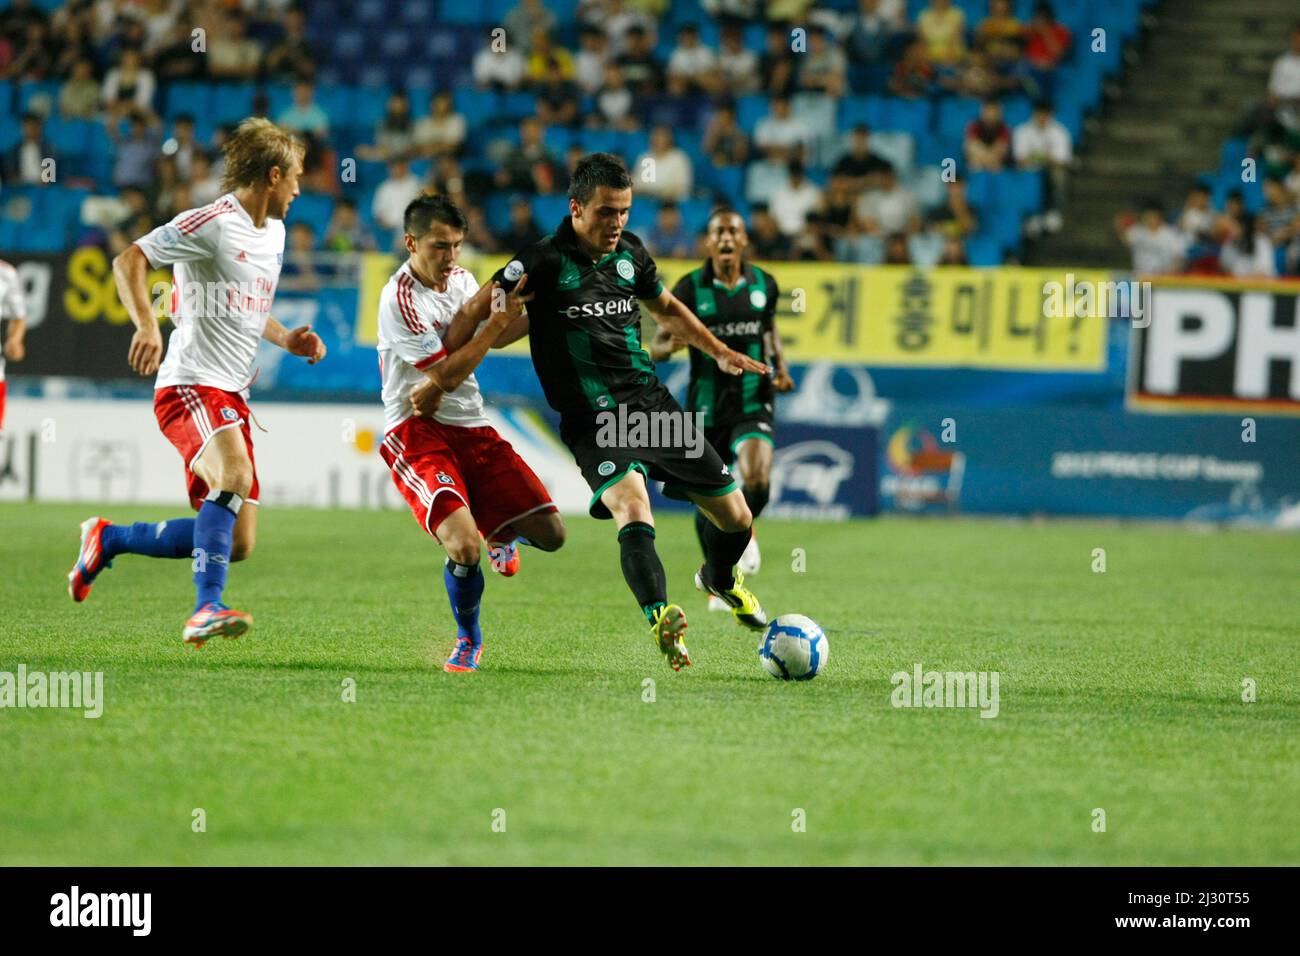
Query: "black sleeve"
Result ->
[[632, 241, 663, 301], [491, 240, 556, 293], [762, 269, 779, 333]]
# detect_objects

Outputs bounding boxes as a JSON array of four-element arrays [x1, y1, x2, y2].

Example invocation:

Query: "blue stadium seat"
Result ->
[[966, 235, 1002, 267], [291, 193, 335, 238], [626, 197, 660, 234], [485, 192, 514, 234], [736, 94, 768, 134], [532, 194, 571, 230], [454, 89, 498, 130], [677, 199, 712, 236]]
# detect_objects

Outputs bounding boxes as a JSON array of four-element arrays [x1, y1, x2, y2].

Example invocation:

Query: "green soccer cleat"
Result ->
[[694, 566, 768, 632], [650, 603, 691, 671]]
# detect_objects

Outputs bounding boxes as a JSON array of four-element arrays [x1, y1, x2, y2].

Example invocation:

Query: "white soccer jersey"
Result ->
[[377, 261, 491, 433], [133, 193, 285, 394], [0, 258, 25, 382]]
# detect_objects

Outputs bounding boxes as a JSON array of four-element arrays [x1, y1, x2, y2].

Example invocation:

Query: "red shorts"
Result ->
[[0, 380, 6, 432], [154, 384, 260, 511], [380, 416, 556, 543]]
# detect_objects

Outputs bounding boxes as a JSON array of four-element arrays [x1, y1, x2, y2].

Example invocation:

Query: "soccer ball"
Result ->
[[758, 614, 828, 681]]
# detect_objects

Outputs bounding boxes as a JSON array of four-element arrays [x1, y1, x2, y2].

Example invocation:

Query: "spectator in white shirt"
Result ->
[[1013, 101, 1073, 234], [413, 92, 467, 159], [1219, 214, 1278, 278], [770, 159, 823, 236], [666, 23, 718, 95], [574, 26, 611, 95], [1176, 184, 1217, 246], [372, 157, 426, 253], [1267, 26, 1300, 129], [473, 41, 527, 90], [717, 22, 758, 94], [855, 167, 920, 235], [634, 126, 693, 202], [101, 47, 157, 125], [754, 96, 814, 163], [1116, 202, 1188, 275]]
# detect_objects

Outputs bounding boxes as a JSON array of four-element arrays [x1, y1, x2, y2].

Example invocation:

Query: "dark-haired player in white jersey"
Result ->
[[68, 118, 326, 646], [377, 194, 565, 672]]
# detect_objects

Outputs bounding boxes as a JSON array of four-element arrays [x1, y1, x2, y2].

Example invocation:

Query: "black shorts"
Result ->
[[560, 391, 739, 519], [705, 415, 775, 464]]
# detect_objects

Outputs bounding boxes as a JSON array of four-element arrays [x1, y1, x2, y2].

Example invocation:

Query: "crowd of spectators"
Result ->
[[0, 0, 1084, 268], [1119, 23, 1300, 278]]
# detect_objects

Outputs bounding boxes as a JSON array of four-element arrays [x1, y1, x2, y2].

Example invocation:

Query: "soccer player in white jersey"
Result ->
[[377, 194, 565, 672], [68, 118, 326, 646], [0, 258, 28, 432]]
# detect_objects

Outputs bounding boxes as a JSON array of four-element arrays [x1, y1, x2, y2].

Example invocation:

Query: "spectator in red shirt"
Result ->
[[1024, 1, 1071, 98], [964, 99, 1011, 172]]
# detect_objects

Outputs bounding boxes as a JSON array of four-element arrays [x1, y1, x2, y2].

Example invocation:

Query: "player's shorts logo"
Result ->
[[504, 260, 525, 282], [597, 460, 616, 477], [436, 472, 455, 485], [596, 395, 611, 408], [749, 289, 767, 309], [220, 408, 238, 422], [615, 259, 635, 281]]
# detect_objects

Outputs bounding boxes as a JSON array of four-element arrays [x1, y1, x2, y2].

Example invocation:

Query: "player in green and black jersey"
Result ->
[[650, 208, 794, 593], [490, 153, 771, 671]]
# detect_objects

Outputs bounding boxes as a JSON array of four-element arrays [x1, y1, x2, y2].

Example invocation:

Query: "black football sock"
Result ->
[[693, 509, 710, 559], [617, 522, 668, 623], [701, 518, 752, 592], [742, 483, 770, 521]]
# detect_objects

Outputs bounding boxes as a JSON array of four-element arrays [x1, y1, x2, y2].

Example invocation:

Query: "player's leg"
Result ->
[[690, 488, 768, 631], [182, 426, 254, 645], [434, 505, 488, 673], [735, 435, 774, 575], [510, 511, 566, 551], [601, 469, 690, 670], [230, 502, 257, 562]]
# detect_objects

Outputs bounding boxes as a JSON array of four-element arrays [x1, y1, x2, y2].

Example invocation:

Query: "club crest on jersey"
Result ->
[[749, 289, 767, 309], [220, 407, 238, 422], [235, 250, 248, 262], [597, 460, 616, 477], [615, 259, 635, 281], [436, 472, 455, 485], [504, 260, 525, 282]]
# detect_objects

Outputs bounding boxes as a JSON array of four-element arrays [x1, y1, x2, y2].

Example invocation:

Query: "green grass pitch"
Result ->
[[1, 501, 1297, 865]]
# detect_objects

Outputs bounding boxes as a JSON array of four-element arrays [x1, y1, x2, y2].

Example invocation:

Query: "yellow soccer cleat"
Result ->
[[694, 566, 768, 632], [650, 603, 691, 671]]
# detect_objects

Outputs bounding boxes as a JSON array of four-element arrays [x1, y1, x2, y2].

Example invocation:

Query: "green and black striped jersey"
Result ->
[[492, 216, 667, 417], [672, 260, 779, 428]]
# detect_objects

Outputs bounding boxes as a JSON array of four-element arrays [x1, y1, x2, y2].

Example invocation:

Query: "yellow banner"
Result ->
[[355, 255, 1111, 370]]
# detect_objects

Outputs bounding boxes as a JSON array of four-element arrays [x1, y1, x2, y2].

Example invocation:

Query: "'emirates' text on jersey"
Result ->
[[376, 262, 490, 433], [493, 217, 665, 416], [672, 261, 779, 427], [133, 193, 285, 394]]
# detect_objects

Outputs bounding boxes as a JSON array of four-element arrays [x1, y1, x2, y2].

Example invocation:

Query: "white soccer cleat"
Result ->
[[707, 594, 729, 613], [738, 531, 761, 576]]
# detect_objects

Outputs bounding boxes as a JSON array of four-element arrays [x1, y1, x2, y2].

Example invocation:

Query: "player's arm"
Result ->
[[2, 316, 25, 362], [262, 315, 325, 364], [112, 243, 164, 376], [648, 326, 683, 361], [409, 279, 529, 415], [762, 274, 793, 392], [641, 287, 769, 377], [442, 275, 533, 352]]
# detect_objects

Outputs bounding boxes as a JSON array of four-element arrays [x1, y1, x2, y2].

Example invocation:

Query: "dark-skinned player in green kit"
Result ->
[[650, 207, 795, 611], [490, 153, 771, 671]]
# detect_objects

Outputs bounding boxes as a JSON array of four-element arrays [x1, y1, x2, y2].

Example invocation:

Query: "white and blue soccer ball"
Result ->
[[758, 614, 828, 681]]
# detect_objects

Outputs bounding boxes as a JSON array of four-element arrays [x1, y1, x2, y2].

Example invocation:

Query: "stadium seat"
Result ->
[[291, 193, 335, 239], [532, 194, 571, 230], [965, 235, 1002, 267]]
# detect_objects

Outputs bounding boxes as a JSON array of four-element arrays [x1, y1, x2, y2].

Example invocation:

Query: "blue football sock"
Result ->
[[102, 519, 195, 560], [444, 558, 485, 644], [193, 491, 242, 612]]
